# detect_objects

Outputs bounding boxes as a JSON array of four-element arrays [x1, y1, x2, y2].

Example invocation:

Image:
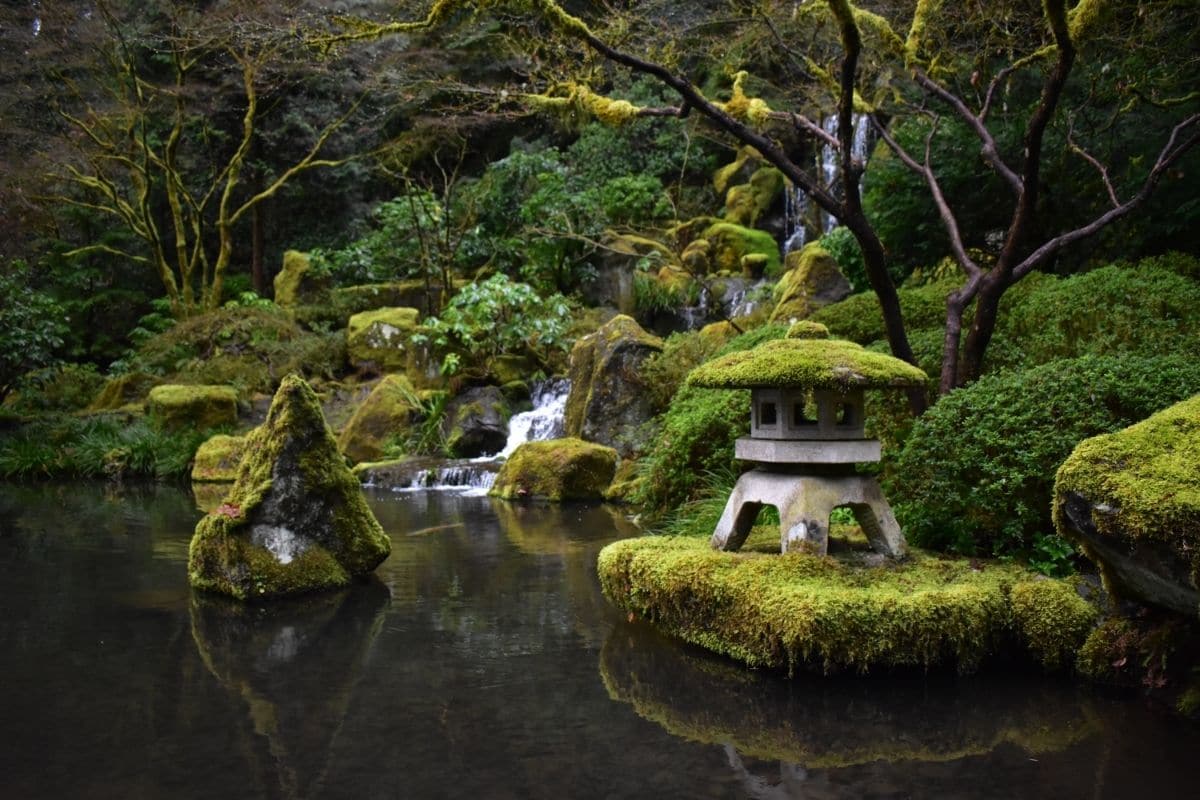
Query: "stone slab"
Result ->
[[735, 437, 881, 464]]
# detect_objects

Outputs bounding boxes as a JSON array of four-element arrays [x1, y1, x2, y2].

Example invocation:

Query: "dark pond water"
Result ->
[[0, 482, 1197, 799]]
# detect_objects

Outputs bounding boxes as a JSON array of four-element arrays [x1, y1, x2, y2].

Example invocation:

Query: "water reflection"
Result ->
[[601, 622, 1104, 795], [189, 581, 391, 800]]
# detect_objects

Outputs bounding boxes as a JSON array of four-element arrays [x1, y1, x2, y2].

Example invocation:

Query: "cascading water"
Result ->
[[496, 377, 570, 459], [783, 112, 873, 247], [367, 377, 573, 495]]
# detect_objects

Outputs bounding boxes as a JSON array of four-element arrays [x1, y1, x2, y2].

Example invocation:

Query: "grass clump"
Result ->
[[597, 535, 1098, 674]]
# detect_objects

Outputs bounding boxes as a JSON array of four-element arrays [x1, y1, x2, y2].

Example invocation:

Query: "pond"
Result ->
[[0, 482, 1196, 799]]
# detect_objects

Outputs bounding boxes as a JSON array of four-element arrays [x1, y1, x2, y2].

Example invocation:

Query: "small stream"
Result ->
[[0, 482, 1198, 798]]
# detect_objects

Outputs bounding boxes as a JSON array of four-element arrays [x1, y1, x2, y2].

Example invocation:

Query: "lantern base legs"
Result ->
[[711, 469, 907, 558]]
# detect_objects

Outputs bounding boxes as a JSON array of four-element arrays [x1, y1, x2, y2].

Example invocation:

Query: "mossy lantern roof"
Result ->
[[686, 337, 928, 392]]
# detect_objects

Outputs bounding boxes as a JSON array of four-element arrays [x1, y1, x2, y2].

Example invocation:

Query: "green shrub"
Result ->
[[0, 259, 67, 402], [990, 264, 1200, 370], [887, 354, 1200, 568], [7, 363, 106, 414], [632, 324, 787, 517], [809, 281, 956, 345], [640, 329, 727, 414]]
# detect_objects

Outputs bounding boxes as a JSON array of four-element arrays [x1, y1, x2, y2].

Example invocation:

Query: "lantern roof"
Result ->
[[686, 337, 928, 391]]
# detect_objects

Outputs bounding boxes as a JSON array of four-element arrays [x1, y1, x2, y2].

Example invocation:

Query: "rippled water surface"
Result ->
[[0, 483, 1197, 799]]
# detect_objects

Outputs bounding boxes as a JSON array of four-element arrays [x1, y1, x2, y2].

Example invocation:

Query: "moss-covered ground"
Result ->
[[598, 526, 1098, 675]]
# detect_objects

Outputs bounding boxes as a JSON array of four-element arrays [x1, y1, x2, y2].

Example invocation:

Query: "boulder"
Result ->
[[712, 146, 763, 197], [336, 374, 419, 464], [346, 307, 420, 373], [192, 433, 249, 482], [722, 166, 784, 228], [490, 438, 619, 501], [273, 250, 328, 308], [188, 374, 391, 600], [702, 222, 782, 277], [1054, 395, 1200, 617], [584, 232, 675, 313], [564, 315, 663, 457], [147, 384, 238, 431], [443, 385, 512, 458], [489, 354, 535, 386], [769, 242, 852, 323]]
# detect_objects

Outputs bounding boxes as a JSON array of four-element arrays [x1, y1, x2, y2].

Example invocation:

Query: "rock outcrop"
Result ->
[[564, 315, 662, 457], [336, 374, 419, 464], [1054, 395, 1200, 617], [443, 385, 511, 458], [490, 438, 618, 501], [769, 242, 852, 323], [273, 250, 328, 308], [188, 374, 391, 600]]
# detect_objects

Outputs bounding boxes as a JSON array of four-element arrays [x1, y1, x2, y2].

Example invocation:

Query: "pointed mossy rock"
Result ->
[[346, 307, 420, 373], [273, 250, 325, 308], [1054, 394, 1200, 617], [147, 384, 238, 431], [336, 374, 419, 464], [702, 222, 782, 278], [769, 242, 852, 323], [490, 438, 619, 502], [188, 375, 391, 600], [191, 433, 250, 482], [564, 315, 662, 457]]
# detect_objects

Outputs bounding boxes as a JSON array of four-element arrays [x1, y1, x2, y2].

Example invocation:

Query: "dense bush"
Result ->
[[417, 274, 572, 373], [129, 308, 343, 397], [6, 364, 106, 414], [990, 264, 1200, 370], [887, 355, 1200, 571], [0, 259, 68, 402], [632, 323, 787, 517], [809, 280, 956, 345]]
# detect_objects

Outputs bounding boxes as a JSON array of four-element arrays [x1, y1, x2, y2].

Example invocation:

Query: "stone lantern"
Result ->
[[685, 324, 928, 558]]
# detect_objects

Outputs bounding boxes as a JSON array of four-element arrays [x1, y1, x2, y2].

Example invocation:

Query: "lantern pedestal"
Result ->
[[711, 466, 906, 558]]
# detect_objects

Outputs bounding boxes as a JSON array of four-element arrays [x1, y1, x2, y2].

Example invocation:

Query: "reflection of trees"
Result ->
[[189, 581, 390, 800], [600, 622, 1102, 777]]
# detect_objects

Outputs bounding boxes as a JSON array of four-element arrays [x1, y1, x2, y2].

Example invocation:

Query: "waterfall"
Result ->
[[782, 186, 809, 254], [359, 378, 573, 496], [679, 286, 711, 331], [496, 377, 571, 459]]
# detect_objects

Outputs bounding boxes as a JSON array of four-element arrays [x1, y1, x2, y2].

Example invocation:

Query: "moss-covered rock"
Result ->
[[687, 337, 928, 391], [87, 372, 164, 412], [597, 535, 1098, 674], [443, 385, 511, 458], [345, 307, 421, 373], [188, 375, 390, 600], [769, 242, 853, 323], [489, 354, 535, 386], [1054, 394, 1200, 617], [336, 374, 419, 464], [702, 221, 782, 277], [712, 146, 762, 197], [564, 315, 663, 456], [787, 320, 831, 339], [147, 384, 238, 431], [273, 250, 326, 308], [191, 433, 249, 482], [722, 166, 784, 227], [333, 280, 444, 317], [490, 438, 619, 501]]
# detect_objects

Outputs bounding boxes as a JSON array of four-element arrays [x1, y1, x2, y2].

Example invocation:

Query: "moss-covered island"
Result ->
[[188, 374, 391, 600], [597, 532, 1097, 674], [1054, 394, 1200, 617]]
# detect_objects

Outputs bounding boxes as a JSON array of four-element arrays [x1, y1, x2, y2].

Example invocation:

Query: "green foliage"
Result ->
[[222, 291, 278, 312], [596, 175, 673, 226], [809, 281, 957, 346], [417, 274, 572, 370], [887, 355, 1200, 566], [640, 329, 727, 414], [6, 363, 105, 415], [597, 535, 1098, 674], [0, 259, 68, 401], [818, 226, 868, 291], [990, 264, 1200, 370], [0, 414, 210, 480], [310, 191, 444, 285], [632, 324, 787, 517]]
